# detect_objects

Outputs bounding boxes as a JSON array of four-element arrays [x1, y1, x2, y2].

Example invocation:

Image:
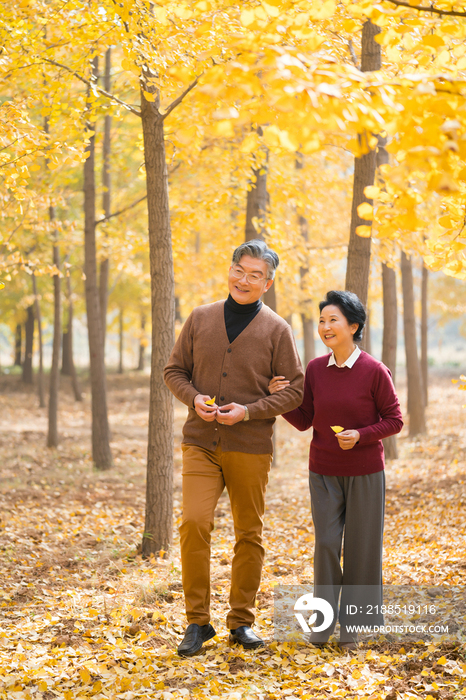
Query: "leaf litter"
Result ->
[[0, 371, 465, 699]]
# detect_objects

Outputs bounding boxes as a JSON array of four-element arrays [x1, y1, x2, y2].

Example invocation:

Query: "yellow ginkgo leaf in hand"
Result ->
[[331, 425, 344, 433], [0, 282, 4, 289], [205, 396, 216, 406]]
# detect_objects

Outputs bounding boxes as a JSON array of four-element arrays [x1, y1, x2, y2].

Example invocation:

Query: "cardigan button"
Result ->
[[227, 348, 232, 353], [220, 396, 224, 401], [222, 372, 227, 377], [213, 441, 217, 446]]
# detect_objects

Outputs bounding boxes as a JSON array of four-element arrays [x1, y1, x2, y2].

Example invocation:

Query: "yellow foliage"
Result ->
[[364, 186, 380, 199], [357, 202, 374, 220], [213, 120, 235, 137], [356, 225, 372, 238], [240, 9, 256, 26], [2, 0, 466, 327]]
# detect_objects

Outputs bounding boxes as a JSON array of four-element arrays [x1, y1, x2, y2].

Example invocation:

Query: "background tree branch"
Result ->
[[383, 0, 466, 17]]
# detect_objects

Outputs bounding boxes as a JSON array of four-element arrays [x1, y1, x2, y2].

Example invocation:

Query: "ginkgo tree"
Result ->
[[3, 0, 466, 554]]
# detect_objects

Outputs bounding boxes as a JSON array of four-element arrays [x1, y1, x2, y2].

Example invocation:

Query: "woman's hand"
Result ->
[[268, 376, 290, 394], [336, 430, 360, 450]]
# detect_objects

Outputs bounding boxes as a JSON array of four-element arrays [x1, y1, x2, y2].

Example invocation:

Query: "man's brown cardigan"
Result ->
[[164, 300, 304, 454]]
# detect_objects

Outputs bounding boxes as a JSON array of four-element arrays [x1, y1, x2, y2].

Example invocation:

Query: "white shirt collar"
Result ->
[[327, 345, 361, 368]]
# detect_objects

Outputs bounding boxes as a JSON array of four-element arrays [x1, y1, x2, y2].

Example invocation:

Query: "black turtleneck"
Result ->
[[224, 294, 262, 344]]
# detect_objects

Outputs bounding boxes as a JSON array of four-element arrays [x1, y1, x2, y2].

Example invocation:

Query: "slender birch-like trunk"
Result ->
[[32, 274, 45, 408], [301, 315, 315, 366], [61, 328, 71, 375], [65, 272, 82, 402], [47, 203, 61, 447], [401, 250, 425, 436], [140, 78, 175, 556], [245, 157, 277, 312], [421, 263, 428, 406], [83, 57, 113, 469], [99, 48, 111, 353], [118, 309, 124, 374], [23, 306, 34, 384], [14, 324, 22, 366], [381, 262, 398, 459], [296, 156, 315, 366], [345, 21, 381, 331], [137, 313, 146, 371]]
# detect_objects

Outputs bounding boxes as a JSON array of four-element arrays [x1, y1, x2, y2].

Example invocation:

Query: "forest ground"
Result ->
[[0, 369, 465, 700]]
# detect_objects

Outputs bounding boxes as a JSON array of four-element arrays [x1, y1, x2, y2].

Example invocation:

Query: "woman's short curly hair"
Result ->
[[319, 290, 366, 342]]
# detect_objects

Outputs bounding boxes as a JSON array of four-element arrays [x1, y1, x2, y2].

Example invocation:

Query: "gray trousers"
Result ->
[[308, 470, 385, 642]]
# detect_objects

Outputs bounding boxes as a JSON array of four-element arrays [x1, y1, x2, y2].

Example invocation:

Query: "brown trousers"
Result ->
[[180, 443, 272, 629]]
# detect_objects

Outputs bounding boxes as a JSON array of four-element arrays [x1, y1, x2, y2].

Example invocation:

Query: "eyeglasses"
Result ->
[[230, 265, 267, 285]]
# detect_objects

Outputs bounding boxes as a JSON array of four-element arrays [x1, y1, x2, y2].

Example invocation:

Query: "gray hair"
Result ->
[[232, 239, 279, 279]]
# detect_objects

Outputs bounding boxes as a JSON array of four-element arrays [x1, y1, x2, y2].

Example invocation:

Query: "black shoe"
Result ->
[[229, 626, 265, 649], [177, 623, 216, 657]]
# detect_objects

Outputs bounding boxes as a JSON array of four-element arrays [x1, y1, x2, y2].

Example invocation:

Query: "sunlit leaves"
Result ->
[[2, 0, 466, 325], [0, 376, 465, 696], [357, 202, 374, 220], [356, 225, 372, 237]]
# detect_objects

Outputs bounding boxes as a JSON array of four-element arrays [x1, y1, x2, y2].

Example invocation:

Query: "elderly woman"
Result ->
[[270, 290, 403, 648]]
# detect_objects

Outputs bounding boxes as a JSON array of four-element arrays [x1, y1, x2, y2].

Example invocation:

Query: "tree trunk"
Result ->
[[47, 204, 61, 447], [365, 310, 372, 355], [245, 166, 268, 240], [381, 263, 397, 382], [295, 157, 315, 368], [99, 48, 112, 355], [245, 162, 277, 312], [421, 263, 428, 406], [99, 264, 109, 356], [61, 327, 71, 375], [118, 308, 124, 374], [345, 20, 381, 323], [22, 306, 34, 384], [381, 262, 398, 459], [32, 274, 45, 408], [14, 324, 22, 366], [137, 313, 146, 371], [65, 272, 82, 402], [140, 80, 175, 556], [175, 296, 181, 323], [376, 128, 398, 456], [83, 57, 113, 470], [301, 314, 315, 366], [401, 250, 425, 436], [245, 156, 278, 460]]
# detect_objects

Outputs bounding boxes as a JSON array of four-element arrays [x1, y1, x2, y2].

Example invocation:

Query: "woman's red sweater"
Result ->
[[282, 351, 403, 476]]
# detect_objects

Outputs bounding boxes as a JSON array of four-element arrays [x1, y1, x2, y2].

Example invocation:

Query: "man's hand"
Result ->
[[194, 394, 218, 422], [216, 403, 246, 426], [336, 430, 360, 450]]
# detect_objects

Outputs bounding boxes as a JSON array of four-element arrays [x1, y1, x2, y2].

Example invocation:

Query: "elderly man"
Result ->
[[164, 239, 304, 656]]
